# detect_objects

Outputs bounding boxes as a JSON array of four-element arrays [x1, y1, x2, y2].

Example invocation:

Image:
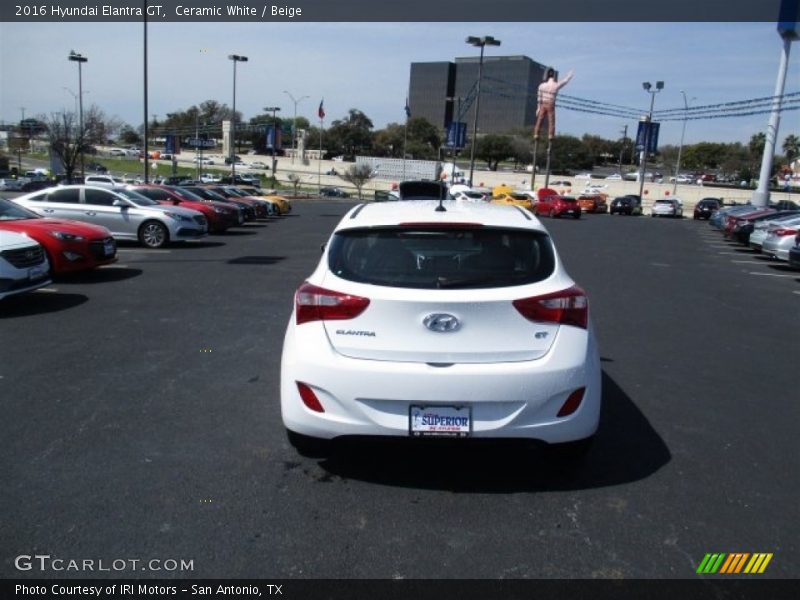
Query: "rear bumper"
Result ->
[[280, 320, 602, 444]]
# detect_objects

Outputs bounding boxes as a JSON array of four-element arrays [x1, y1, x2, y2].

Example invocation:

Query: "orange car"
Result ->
[[577, 194, 608, 213]]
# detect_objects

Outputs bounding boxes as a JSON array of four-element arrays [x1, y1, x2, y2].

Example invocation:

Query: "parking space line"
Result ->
[[731, 260, 771, 264], [116, 249, 172, 254], [748, 271, 797, 278]]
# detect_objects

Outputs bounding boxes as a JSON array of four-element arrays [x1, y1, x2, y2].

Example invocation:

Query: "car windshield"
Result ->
[[113, 188, 159, 206], [0, 198, 39, 220], [185, 187, 228, 202], [166, 187, 205, 202], [328, 226, 555, 290]]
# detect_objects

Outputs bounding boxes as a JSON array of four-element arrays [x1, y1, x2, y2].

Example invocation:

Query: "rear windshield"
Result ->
[[328, 226, 555, 289]]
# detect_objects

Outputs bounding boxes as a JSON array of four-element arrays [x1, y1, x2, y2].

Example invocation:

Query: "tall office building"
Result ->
[[408, 55, 549, 136]]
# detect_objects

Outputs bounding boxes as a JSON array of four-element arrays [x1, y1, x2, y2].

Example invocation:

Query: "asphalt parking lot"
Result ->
[[2, 201, 798, 579]]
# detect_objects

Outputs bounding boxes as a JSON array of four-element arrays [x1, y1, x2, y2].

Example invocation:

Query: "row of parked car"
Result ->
[[0, 182, 292, 301], [708, 201, 800, 269]]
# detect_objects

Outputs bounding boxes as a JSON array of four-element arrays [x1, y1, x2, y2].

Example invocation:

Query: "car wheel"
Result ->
[[138, 220, 169, 249], [573, 212, 580, 220], [286, 429, 330, 458]]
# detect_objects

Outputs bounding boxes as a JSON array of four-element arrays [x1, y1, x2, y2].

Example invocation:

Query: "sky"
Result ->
[[1, 21, 798, 147]]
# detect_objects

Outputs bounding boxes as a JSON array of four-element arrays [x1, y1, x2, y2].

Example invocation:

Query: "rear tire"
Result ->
[[286, 429, 330, 458]]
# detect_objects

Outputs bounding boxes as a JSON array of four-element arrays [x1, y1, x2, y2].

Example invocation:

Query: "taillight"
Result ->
[[513, 286, 588, 329], [295, 282, 370, 325], [774, 228, 797, 237]]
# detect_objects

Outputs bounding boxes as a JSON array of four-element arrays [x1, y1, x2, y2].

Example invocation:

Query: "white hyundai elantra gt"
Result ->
[[280, 200, 601, 457]]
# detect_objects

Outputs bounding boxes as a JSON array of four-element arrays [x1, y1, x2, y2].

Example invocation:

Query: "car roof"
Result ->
[[338, 200, 545, 232]]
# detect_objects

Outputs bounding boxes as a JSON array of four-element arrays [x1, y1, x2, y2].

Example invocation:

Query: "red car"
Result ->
[[534, 194, 581, 219], [128, 185, 239, 233], [0, 198, 116, 274], [723, 208, 775, 239]]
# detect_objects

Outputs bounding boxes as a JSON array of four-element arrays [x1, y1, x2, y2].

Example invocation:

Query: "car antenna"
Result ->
[[435, 182, 446, 212]]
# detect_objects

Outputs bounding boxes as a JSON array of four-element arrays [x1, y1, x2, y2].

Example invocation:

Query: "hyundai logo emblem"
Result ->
[[423, 313, 461, 333]]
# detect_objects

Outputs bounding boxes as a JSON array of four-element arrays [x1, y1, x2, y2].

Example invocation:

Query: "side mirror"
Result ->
[[112, 199, 130, 207]]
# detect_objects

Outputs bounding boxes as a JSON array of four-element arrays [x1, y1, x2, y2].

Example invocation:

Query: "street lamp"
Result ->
[[264, 106, 281, 175], [672, 90, 694, 195], [228, 54, 248, 180], [446, 95, 463, 183], [283, 91, 308, 164], [465, 35, 501, 187], [68, 50, 87, 180], [638, 80, 663, 201]]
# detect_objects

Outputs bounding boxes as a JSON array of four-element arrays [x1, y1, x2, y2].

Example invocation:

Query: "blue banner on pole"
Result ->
[[165, 135, 180, 155], [266, 125, 283, 150], [635, 121, 660, 153], [446, 122, 467, 149]]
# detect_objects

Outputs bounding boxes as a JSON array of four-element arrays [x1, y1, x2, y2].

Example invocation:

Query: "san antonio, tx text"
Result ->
[[16, 584, 280, 596]]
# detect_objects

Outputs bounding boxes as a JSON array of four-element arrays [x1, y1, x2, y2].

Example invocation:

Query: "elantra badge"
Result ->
[[423, 313, 461, 333]]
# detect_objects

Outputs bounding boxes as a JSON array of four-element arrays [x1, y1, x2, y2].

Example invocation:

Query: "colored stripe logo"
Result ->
[[696, 553, 773, 574]]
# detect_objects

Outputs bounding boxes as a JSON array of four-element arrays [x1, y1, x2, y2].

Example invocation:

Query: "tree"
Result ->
[[287, 172, 302, 196], [338, 163, 374, 200], [43, 111, 85, 181], [749, 132, 766, 160], [119, 126, 142, 146], [474, 134, 514, 171], [326, 109, 374, 159], [782, 134, 799, 163]]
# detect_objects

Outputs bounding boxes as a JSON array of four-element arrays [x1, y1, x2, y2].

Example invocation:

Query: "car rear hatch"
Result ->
[[308, 224, 584, 364]]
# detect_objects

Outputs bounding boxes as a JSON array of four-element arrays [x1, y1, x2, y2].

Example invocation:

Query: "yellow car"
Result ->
[[490, 192, 534, 211], [264, 194, 292, 215], [236, 186, 292, 215]]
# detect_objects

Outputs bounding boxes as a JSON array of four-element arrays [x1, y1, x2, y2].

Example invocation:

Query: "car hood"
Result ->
[[0, 229, 40, 249], [0, 218, 111, 238]]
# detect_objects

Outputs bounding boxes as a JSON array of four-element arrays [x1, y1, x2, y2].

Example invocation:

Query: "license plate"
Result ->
[[28, 265, 46, 280], [409, 405, 471, 437], [103, 240, 115, 256]]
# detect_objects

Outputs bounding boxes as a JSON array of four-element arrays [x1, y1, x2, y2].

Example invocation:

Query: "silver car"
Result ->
[[651, 198, 683, 218], [761, 222, 800, 261], [12, 185, 207, 249], [0, 230, 51, 300], [749, 214, 800, 252]]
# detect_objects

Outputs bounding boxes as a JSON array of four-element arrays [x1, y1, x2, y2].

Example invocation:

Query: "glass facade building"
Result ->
[[408, 55, 549, 135]]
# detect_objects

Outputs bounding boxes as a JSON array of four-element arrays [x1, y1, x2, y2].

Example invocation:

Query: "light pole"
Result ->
[[264, 106, 281, 175], [638, 80, 663, 202], [283, 91, 308, 164], [673, 90, 694, 195], [68, 50, 87, 180], [446, 95, 463, 183], [228, 54, 248, 181], [465, 35, 501, 187]]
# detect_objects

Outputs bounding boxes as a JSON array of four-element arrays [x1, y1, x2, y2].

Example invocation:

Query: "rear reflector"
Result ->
[[295, 282, 370, 325], [296, 382, 325, 413], [557, 387, 586, 417], [513, 286, 589, 329]]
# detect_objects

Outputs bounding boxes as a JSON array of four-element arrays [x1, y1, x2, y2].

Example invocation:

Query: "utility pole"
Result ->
[[618, 124, 627, 175]]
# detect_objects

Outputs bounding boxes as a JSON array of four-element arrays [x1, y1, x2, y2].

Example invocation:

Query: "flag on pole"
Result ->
[[318, 99, 325, 120], [404, 98, 411, 118]]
